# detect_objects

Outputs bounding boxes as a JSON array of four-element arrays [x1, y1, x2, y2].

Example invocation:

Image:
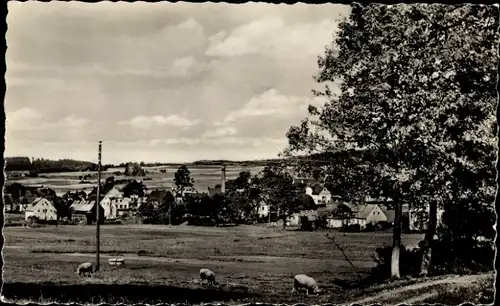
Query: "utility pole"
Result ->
[[96, 141, 102, 272]]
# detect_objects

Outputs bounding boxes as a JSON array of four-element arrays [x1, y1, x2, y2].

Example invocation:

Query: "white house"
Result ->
[[257, 199, 271, 219], [286, 210, 318, 227], [409, 203, 445, 232], [99, 187, 125, 220], [305, 186, 332, 205], [24, 197, 58, 221]]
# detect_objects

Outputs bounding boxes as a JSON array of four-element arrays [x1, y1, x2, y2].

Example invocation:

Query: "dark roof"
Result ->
[[70, 200, 100, 213], [148, 189, 173, 202], [310, 184, 324, 195]]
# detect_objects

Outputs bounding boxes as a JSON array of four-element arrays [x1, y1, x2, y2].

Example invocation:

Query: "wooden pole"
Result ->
[[96, 141, 102, 272]]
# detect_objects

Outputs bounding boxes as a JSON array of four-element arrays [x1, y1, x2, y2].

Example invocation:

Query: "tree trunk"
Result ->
[[420, 200, 438, 276], [391, 197, 402, 279], [282, 214, 287, 230]]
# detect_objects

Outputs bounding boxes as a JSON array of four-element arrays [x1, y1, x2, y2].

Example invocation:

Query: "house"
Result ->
[[116, 197, 132, 217], [147, 189, 175, 208], [286, 210, 318, 227], [70, 200, 105, 225], [409, 203, 445, 232], [24, 197, 58, 222], [305, 185, 332, 205], [256, 199, 271, 219], [324, 202, 395, 229]]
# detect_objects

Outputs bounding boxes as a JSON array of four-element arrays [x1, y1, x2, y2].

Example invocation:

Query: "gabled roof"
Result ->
[[26, 197, 55, 211], [148, 189, 174, 202], [70, 200, 97, 213], [381, 208, 395, 223], [105, 187, 123, 199]]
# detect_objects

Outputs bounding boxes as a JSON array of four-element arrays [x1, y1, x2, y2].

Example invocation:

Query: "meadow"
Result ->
[[7, 165, 264, 194], [2, 224, 424, 304]]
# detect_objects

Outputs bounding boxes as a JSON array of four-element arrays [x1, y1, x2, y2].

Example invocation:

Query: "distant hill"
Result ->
[[5, 157, 108, 173], [4, 156, 32, 171]]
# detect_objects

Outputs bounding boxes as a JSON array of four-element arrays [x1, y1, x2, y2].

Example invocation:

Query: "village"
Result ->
[[4, 164, 440, 233]]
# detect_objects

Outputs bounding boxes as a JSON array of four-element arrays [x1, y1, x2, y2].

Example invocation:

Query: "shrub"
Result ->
[[370, 244, 423, 281], [299, 216, 314, 231], [341, 224, 362, 232]]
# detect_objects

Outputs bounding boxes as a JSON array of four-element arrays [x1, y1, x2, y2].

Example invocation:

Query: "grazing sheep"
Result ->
[[292, 274, 322, 296], [199, 268, 216, 286], [76, 262, 93, 277]]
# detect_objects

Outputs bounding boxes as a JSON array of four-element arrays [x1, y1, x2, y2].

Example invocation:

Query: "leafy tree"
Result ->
[[102, 176, 115, 194], [256, 165, 301, 229], [5, 183, 27, 201], [138, 202, 157, 224], [233, 171, 252, 190], [174, 165, 195, 196], [122, 180, 148, 198], [124, 162, 145, 176], [284, 4, 498, 278]]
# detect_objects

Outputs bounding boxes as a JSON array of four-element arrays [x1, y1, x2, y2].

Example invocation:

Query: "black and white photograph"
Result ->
[[2, 1, 498, 305]]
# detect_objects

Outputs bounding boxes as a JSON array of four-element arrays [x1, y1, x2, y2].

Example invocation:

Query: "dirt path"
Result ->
[[350, 273, 492, 305]]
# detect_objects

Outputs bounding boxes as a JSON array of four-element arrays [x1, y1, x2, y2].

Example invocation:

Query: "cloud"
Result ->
[[6, 107, 88, 131], [202, 126, 238, 138], [216, 88, 324, 125], [206, 17, 339, 58], [120, 114, 200, 129]]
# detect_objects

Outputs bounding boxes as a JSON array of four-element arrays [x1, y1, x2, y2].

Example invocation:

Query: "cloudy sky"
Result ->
[[6, 2, 349, 164]]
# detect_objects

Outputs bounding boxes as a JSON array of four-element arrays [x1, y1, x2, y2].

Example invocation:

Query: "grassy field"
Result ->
[[2, 224, 424, 304], [6, 165, 264, 194]]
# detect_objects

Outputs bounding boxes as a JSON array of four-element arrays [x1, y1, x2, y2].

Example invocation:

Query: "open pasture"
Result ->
[[2, 224, 423, 304], [6, 165, 265, 193]]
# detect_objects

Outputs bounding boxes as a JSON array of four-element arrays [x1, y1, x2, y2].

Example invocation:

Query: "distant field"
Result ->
[[2, 224, 424, 304], [6, 165, 265, 193]]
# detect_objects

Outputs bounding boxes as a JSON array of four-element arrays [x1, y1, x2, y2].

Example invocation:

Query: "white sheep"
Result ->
[[199, 268, 216, 286], [76, 262, 93, 277], [292, 274, 322, 296]]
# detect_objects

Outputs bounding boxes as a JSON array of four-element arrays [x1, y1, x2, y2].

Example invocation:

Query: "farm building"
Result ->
[[324, 202, 396, 229], [146, 189, 175, 208], [70, 200, 105, 225], [409, 203, 445, 232], [305, 185, 332, 205], [24, 197, 58, 221], [99, 187, 131, 219], [257, 199, 271, 219], [286, 210, 318, 227]]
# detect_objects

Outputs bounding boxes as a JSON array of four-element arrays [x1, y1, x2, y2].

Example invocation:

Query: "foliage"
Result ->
[[173, 165, 195, 196], [254, 165, 302, 228], [370, 244, 423, 281], [124, 163, 145, 176], [283, 3, 498, 278], [122, 180, 148, 198]]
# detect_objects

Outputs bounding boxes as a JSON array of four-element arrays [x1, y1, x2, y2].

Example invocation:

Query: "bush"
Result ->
[[314, 215, 328, 229], [430, 238, 494, 274], [370, 244, 423, 281], [299, 216, 314, 231], [341, 224, 362, 232]]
